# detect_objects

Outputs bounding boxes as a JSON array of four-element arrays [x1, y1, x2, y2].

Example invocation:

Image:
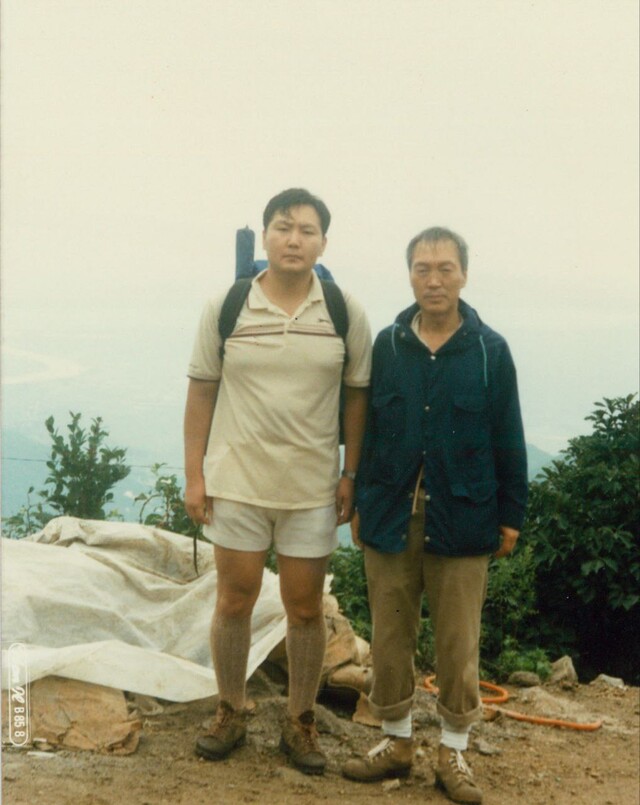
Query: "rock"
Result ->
[[518, 687, 601, 724], [382, 778, 402, 792], [548, 656, 578, 684], [508, 671, 541, 687], [473, 738, 501, 756], [591, 674, 625, 689]]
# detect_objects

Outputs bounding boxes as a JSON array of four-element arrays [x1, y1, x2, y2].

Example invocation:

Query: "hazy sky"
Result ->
[[2, 0, 638, 455]]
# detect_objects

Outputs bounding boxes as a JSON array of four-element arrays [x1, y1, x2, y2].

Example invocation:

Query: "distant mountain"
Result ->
[[526, 442, 557, 481]]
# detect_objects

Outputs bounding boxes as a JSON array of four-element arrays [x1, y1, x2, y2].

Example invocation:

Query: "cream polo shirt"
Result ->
[[188, 271, 372, 509]]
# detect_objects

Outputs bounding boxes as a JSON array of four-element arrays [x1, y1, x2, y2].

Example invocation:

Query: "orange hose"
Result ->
[[422, 675, 602, 732]]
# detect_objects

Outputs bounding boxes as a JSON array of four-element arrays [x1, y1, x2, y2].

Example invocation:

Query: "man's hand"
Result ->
[[335, 476, 355, 525], [494, 525, 519, 558], [185, 477, 213, 525], [350, 510, 363, 549]]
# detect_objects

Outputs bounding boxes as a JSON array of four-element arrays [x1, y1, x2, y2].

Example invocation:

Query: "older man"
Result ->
[[343, 227, 527, 803]]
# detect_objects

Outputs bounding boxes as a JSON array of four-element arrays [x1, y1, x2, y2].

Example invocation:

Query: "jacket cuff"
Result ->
[[497, 501, 526, 532]]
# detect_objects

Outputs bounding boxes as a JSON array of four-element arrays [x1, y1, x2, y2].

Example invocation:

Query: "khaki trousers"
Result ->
[[364, 494, 489, 730]]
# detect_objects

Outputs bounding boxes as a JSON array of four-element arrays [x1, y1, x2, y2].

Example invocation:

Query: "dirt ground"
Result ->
[[2, 672, 639, 805]]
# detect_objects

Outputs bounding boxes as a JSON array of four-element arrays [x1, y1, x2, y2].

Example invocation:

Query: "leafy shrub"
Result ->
[[487, 637, 551, 682], [523, 394, 640, 682], [481, 546, 540, 660], [4, 412, 130, 537], [135, 463, 200, 538], [3, 487, 53, 539], [328, 545, 371, 641]]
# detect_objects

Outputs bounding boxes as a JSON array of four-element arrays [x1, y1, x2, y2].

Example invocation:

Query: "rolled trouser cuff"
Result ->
[[436, 700, 483, 731], [368, 692, 414, 723]]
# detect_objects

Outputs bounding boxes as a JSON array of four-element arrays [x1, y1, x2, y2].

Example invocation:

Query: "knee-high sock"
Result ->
[[286, 617, 327, 717], [211, 612, 251, 710]]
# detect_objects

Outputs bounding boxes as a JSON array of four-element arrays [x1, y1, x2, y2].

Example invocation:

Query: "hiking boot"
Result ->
[[435, 748, 483, 804], [279, 710, 327, 775], [342, 736, 414, 782], [195, 700, 247, 761]]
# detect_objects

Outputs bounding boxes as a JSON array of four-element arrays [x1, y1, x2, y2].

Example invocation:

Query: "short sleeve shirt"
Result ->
[[188, 271, 371, 509]]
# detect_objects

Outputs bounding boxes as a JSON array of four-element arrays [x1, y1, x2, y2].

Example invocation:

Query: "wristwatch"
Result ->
[[341, 469, 357, 481]]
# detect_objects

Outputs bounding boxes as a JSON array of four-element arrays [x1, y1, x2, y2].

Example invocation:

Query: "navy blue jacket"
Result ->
[[356, 300, 528, 557]]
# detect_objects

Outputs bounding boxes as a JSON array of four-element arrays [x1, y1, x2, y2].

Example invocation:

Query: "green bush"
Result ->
[[523, 394, 640, 682], [135, 463, 200, 538], [4, 412, 130, 537], [43, 413, 130, 519], [482, 546, 540, 660], [488, 637, 551, 682], [328, 545, 371, 642], [3, 487, 53, 539]]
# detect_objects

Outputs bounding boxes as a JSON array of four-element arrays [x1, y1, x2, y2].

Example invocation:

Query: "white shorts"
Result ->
[[203, 498, 338, 558]]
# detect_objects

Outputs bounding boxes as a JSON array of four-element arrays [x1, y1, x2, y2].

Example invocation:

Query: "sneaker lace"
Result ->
[[449, 749, 473, 781], [367, 737, 394, 759]]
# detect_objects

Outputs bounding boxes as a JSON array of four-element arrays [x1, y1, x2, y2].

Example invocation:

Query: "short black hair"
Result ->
[[406, 226, 469, 272], [263, 188, 331, 235]]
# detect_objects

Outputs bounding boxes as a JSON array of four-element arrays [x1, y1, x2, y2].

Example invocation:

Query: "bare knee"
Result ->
[[216, 586, 260, 619], [284, 598, 324, 627]]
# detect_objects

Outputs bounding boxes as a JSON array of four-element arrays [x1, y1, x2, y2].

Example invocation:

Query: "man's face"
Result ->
[[262, 205, 326, 275], [409, 239, 467, 318]]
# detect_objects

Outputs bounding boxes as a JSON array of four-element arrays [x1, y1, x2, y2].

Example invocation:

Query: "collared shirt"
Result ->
[[188, 270, 371, 509]]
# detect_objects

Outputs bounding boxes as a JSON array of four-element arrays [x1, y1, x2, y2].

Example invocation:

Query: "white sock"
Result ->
[[382, 713, 412, 739], [440, 720, 470, 751]]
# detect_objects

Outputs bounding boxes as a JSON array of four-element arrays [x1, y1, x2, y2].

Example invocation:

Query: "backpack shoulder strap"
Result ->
[[218, 278, 252, 358], [320, 280, 349, 343]]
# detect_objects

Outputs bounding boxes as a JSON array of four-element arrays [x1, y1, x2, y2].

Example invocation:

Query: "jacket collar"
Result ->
[[395, 298, 482, 335]]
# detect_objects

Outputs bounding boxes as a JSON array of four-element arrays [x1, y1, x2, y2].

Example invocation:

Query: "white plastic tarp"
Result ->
[[1, 517, 288, 701]]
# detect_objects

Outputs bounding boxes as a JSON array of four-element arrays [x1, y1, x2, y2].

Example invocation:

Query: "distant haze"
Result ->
[[2, 1, 638, 517]]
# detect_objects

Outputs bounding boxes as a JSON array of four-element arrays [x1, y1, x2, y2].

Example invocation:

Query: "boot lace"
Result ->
[[214, 701, 239, 730], [295, 718, 320, 752]]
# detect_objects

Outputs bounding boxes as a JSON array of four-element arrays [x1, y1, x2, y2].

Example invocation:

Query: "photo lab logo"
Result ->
[[7, 643, 30, 746]]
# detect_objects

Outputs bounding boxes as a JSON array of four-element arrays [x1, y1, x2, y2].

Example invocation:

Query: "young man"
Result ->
[[184, 188, 371, 774], [342, 228, 527, 803]]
